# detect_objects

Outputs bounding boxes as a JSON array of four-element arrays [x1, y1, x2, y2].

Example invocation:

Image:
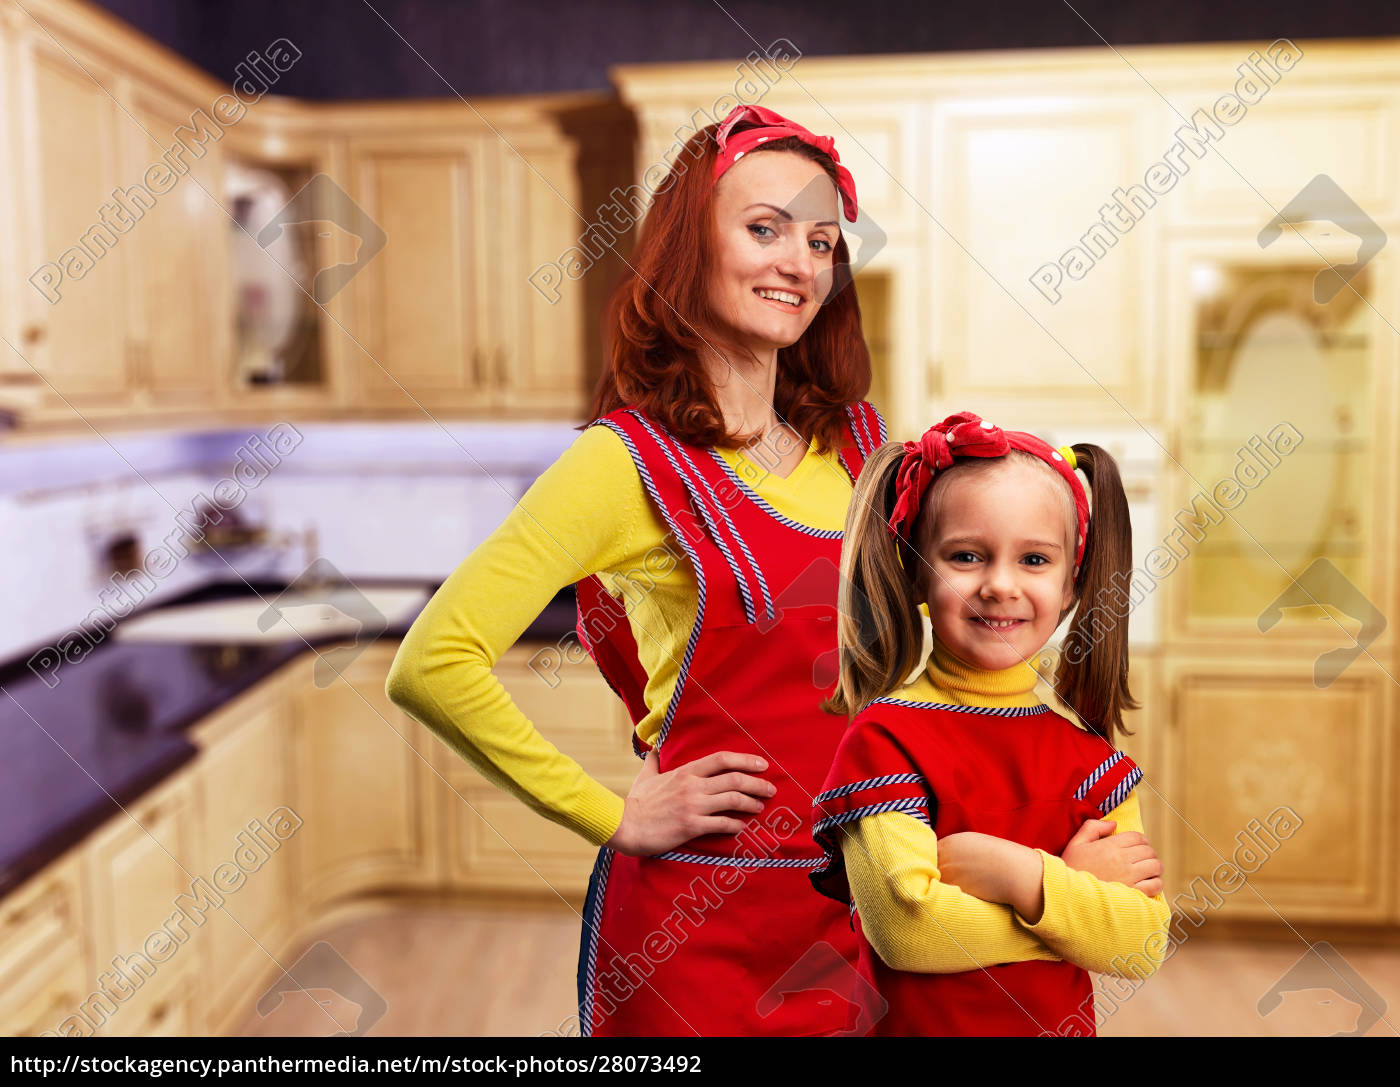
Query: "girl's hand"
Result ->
[[1061, 819, 1164, 897], [604, 748, 777, 857], [935, 832, 1045, 921]]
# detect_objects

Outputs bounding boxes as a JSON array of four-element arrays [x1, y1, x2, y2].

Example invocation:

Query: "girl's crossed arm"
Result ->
[[840, 792, 1170, 977], [840, 812, 1058, 974], [936, 790, 1172, 979]]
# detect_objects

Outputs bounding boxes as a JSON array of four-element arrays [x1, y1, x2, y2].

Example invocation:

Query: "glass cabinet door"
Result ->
[[226, 158, 325, 390], [1180, 257, 1376, 636]]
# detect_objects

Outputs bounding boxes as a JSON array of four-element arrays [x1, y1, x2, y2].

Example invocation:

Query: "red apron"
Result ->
[[574, 402, 886, 1037], [810, 699, 1144, 1037]]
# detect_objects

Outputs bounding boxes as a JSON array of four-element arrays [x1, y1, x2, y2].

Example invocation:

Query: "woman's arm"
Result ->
[[839, 811, 1062, 974], [385, 425, 644, 846]]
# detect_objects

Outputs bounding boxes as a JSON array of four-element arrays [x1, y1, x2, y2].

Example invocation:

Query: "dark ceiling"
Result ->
[[89, 0, 1400, 100]]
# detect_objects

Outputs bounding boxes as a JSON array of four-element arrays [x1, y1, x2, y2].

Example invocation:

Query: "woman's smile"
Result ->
[[754, 287, 806, 311]]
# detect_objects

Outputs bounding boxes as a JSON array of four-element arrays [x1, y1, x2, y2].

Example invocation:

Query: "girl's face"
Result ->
[[708, 150, 840, 356], [911, 459, 1079, 672]]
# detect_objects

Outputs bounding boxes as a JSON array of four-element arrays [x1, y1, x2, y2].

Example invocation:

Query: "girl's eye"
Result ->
[[950, 551, 979, 564], [1023, 554, 1049, 567]]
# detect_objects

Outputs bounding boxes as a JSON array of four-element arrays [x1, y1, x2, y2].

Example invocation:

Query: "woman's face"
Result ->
[[708, 150, 841, 357]]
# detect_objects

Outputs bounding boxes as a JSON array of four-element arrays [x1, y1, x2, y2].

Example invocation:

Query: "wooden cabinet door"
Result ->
[[926, 91, 1158, 423], [347, 134, 492, 410], [1160, 656, 1395, 924], [14, 31, 135, 417], [191, 697, 298, 1035], [439, 643, 638, 897], [1154, 81, 1400, 228], [494, 140, 586, 416], [291, 645, 440, 909], [122, 81, 231, 413], [0, 852, 87, 1036], [83, 776, 202, 1036]]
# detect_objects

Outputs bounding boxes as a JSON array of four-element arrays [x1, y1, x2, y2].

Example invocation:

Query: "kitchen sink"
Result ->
[[113, 586, 431, 645]]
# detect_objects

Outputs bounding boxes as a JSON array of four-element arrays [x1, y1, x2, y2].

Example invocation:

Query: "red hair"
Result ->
[[582, 121, 872, 452]]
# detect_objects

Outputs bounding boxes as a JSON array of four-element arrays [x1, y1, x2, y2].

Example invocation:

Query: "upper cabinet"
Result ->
[[342, 114, 588, 417], [345, 130, 493, 412], [9, 23, 133, 419], [925, 91, 1159, 424], [5, 11, 1400, 438], [616, 45, 1400, 436], [122, 79, 232, 414], [0, 1, 607, 433]]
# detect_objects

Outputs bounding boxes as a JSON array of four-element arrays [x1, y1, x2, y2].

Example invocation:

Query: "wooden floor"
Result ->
[[234, 902, 1400, 1037]]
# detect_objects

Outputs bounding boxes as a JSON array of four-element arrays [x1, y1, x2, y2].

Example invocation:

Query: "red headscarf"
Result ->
[[887, 411, 1090, 570], [712, 104, 859, 223]]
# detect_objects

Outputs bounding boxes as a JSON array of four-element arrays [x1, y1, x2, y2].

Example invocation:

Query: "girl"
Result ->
[[810, 410, 1173, 1037]]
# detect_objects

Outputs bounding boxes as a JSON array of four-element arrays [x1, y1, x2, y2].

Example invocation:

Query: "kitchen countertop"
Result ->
[[0, 578, 579, 899]]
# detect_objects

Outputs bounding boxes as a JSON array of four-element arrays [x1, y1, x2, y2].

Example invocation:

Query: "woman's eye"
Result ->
[[748, 223, 775, 240], [810, 237, 833, 253]]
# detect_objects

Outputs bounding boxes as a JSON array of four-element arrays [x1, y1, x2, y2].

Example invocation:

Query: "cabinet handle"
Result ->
[[20, 323, 45, 347], [126, 341, 144, 385], [471, 348, 485, 386], [494, 347, 508, 387]]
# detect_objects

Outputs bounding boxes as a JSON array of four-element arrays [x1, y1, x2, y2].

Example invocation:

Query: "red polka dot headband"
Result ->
[[712, 104, 859, 223], [887, 410, 1090, 569]]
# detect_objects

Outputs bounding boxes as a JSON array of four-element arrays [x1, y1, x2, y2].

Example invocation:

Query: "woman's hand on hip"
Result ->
[[604, 748, 776, 857]]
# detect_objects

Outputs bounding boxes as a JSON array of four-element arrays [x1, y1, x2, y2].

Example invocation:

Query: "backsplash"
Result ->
[[0, 420, 583, 666]]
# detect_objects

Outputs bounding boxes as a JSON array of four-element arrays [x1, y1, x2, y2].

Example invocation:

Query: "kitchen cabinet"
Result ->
[[1, 2, 602, 432], [291, 643, 443, 911], [10, 23, 133, 419], [1155, 84, 1400, 229], [436, 644, 639, 898], [925, 92, 1159, 424], [345, 120, 588, 418], [121, 79, 231, 414], [0, 853, 87, 1037], [82, 773, 201, 1036], [1160, 234, 1398, 654], [216, 129, 349, 417], [4, 7, 233, 425], [346, 133, 493, 412], [494, 133, 589, 415], [187, 677, 300, 1036], [1158, 655, 1395, 924]]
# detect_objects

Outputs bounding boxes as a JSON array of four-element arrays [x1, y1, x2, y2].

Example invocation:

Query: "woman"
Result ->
[[385, 103, 884, 1036]]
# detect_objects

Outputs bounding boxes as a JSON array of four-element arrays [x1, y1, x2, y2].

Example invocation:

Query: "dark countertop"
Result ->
[[0, 578, 578, 899]]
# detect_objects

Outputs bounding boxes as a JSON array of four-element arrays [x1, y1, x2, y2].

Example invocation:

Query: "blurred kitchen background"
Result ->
[[1, 0, 1398, 1038]]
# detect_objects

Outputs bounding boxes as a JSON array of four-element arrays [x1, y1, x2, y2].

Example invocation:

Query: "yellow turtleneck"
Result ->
[[839, 630, 1172, 979]]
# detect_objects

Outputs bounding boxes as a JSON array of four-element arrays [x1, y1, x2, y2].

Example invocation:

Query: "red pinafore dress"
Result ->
[[573, 402, 886, 1037], [810, 698, 1144, 1037]]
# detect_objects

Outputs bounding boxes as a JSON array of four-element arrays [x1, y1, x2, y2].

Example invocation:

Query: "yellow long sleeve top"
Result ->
[[384, 421, 857, 847], [840, 631, 1172, 979]]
